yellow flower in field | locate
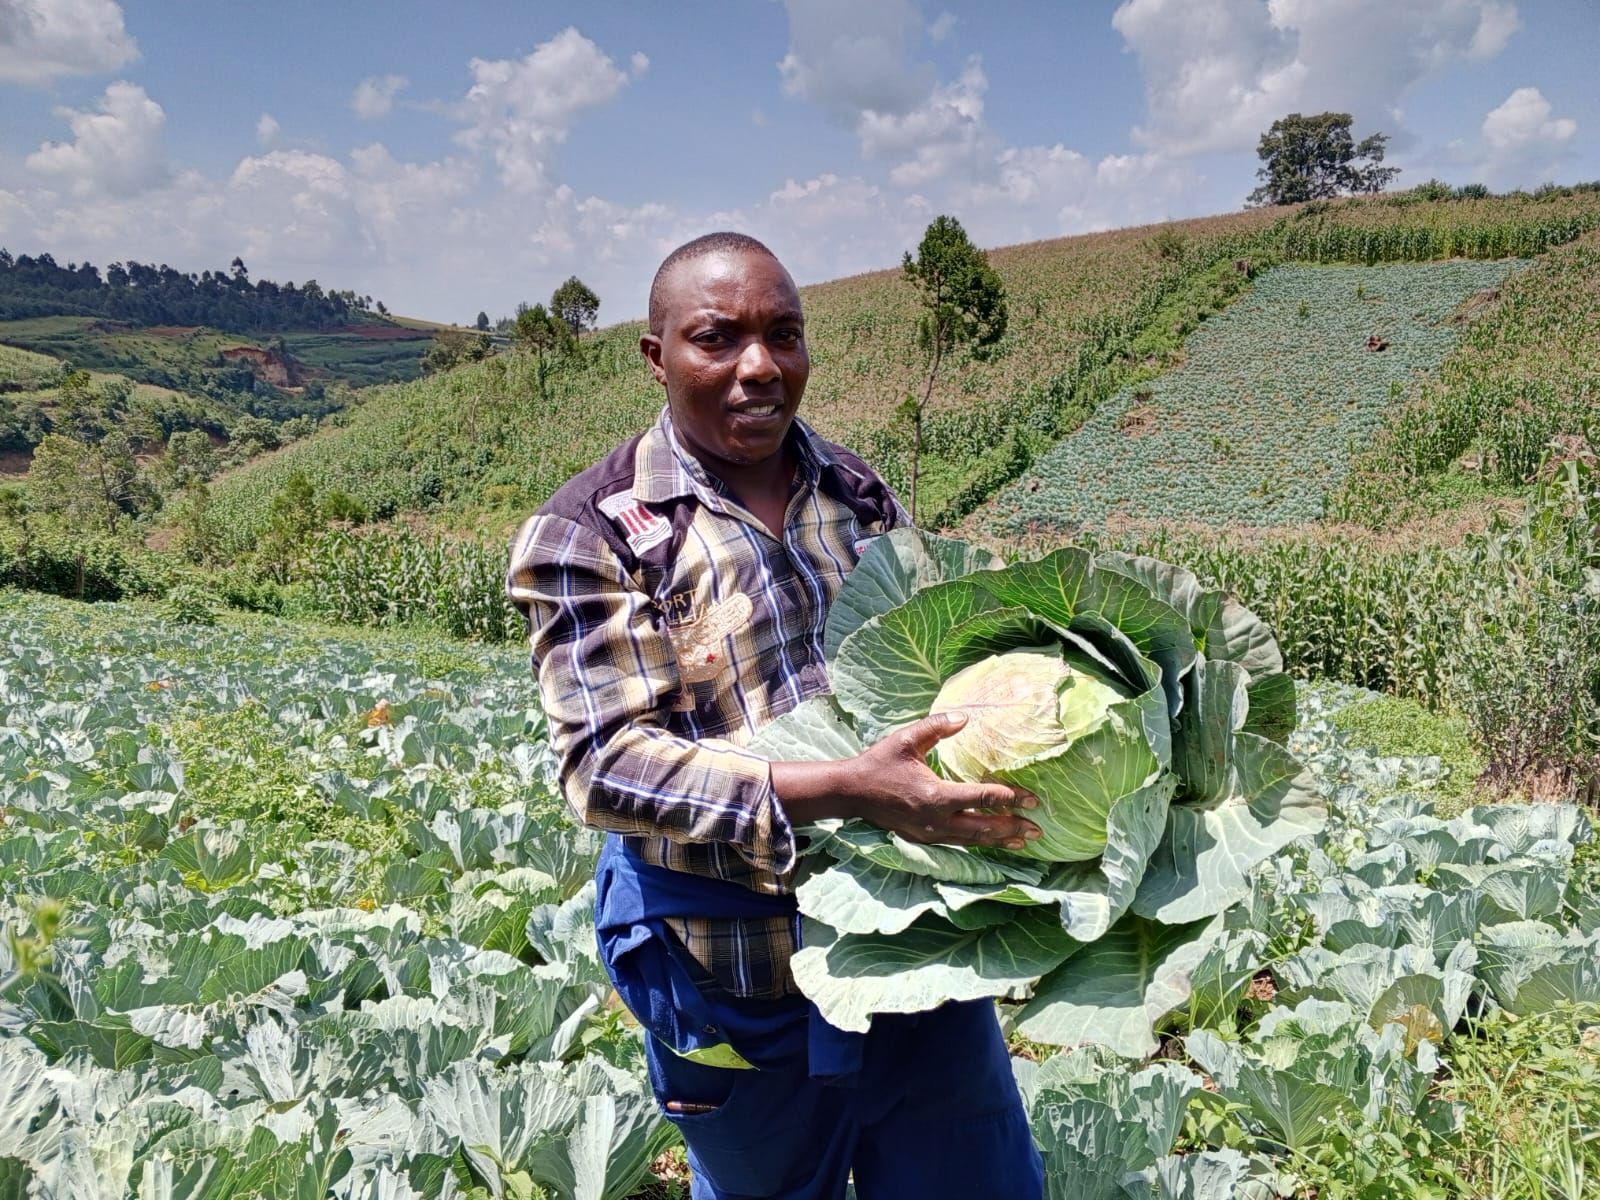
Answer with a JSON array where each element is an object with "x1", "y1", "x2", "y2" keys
[{"x1": 365, "y1": 700, "x2": 392, "y2": 727}]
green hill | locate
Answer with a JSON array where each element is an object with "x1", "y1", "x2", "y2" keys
[{"x1": 206, "y1": 186, "x2": 1600, "y2": 552}]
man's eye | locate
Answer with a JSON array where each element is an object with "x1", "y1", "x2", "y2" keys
[{"x1": 773, "y1": 328, "x2": 802, "y2": 344}]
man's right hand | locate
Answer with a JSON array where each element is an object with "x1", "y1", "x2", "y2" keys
[{"x1": 770, "y1": 710, "x2": 1042, "y2": 851}]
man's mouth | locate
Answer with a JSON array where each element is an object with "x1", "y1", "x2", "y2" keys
[{"x1": 730, "y1": 401, "x2": 784, "y2": 419}]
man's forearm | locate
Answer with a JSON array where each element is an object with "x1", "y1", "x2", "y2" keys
[{"x1": 769, "y1": 759, "x2": 858, "y2": 825}]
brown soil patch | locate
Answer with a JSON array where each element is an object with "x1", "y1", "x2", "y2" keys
[
  {"x1": 1245, "y1": 971, "x2": 1278, "y2": 1003},
  {"x1": 1116, "y1": 397, "x2": 1159, "y2": 437},
  {"x1": 1452, "y1": 287, "x2": 1502, "y2": 325}
]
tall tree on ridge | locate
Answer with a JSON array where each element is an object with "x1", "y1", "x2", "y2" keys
[
  {"x1": 550, "y1": 276, "x2": 600, "y2": 335},
  {"x1": 1248, "y1": 112, "x2": 1400, "y2": 207}
]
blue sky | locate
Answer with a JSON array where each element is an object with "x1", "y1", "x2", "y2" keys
[{"x1": 2, "y1": 0, "x2": 1596, "y2": 323}]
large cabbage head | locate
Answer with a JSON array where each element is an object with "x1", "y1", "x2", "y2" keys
[
  {"x1": 930, "y1": 647, "x2": 1145, "y2": 860},
  {"x1": 749, "y1": 528, "x2": 1325, "y2": 1055}
]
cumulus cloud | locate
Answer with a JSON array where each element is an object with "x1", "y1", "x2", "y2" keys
[
  {"x1": 775, "y1": 0, "x2": 1200, "y2": 239},
  {"x1": 454, "y1": 27, "x2": 643, "y2": 191},
  {"x1": 0, "y1": 0, "x2": 137, "y2": 85},
  {"x1": 1469, "y1": 86, "x2": 1578, "y2": 184},
  {"x1": 778, "y1": 0, "x2": 932, "y2": 122},
  {"x1": 25, "y1": 81, "x2": 168, "y2": 196},
  {"x1": 255, "y1": 113, "x2": 281, "y2": 147},
  {"x1": 352, "y1": 74, "x2": 408, "y2": 119},
  {"x1": 1114, "y1": 0, "x2": 1521, "y2": 155},
  {"x1": 857, "y1": 60, "x2": 996, "y2": 187},
  {"x1": 1483, "y1": 86, "x2": 1576, "y2": 151}
]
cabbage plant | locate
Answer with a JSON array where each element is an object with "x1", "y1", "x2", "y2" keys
[{"x1": 751, "y1": 528, "x2": 1326, "y2": 1055}]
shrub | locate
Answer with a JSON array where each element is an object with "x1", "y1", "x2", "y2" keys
[{"x1": 159, "y1": 582, "x2": 219, "y2": 627}]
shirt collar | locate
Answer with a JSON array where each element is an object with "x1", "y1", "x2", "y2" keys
[{"x1": 633, "y1": 408, "x2": 840, "y2": 507}]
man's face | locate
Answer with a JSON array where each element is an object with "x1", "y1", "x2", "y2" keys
[{"x1": 641, "y1": 249, "x2": 809, "y2": 471}]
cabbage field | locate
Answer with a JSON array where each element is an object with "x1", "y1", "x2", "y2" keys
[
  {"x1": 2, "y1": 593, "x2": 1596, "y2": 1199},
  {"x1": 983, "y1": 259, "x2": 1519, "y2": 534}
]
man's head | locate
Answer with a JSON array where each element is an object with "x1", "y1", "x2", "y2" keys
[{"x1": 641, "y1": 232, "x2": 808, "y2": 474}]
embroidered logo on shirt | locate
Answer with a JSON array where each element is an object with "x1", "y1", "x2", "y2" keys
[
  {"x1": 667, "y1": 592, "x2": 753, "y2": 684},
  {"x1": 598, "y1": 490, "x2": 671, "y2": 553}
]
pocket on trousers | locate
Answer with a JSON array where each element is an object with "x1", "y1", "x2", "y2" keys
[{"x1": 643, "y1": 1032, "x2": 826, "y2": 1196}]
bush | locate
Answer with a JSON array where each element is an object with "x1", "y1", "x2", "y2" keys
[
  {"x1": 0, "y1": 519, "x2": 171, "y2": 601},
  {"x1": 159, "y1": 582, "x2": 219, "y2": 627}
]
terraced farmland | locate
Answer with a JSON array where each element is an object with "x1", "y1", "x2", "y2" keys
[{"x1": 981, "y1": 259, "x2": 1519, "y2": 534}]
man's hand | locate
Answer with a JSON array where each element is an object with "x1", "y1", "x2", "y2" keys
[{"x1": 770, "y1": 711, "x2": 1042, "y2": 851}]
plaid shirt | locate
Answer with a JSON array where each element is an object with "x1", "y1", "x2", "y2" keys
[{"x1": 507, "y1": 410, "x2": 905, "y2": 998}]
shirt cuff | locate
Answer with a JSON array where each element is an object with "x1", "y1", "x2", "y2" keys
[{"x1": 705, "y1": 737, "x2": 798, "y2": 879}]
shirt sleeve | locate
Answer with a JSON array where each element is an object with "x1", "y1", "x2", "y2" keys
[{"x1": 506, "y1": 512, "x2": 797, "y2": 877}]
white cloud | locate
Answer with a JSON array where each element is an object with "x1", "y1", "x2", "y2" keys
[
  {"x1": 25, "y1": 81, "x2": 168, "y2": 196},
  {"x1": 1114, "y1": 0, "x2": 1521, "y2": 155},
  {"x1": 0, "y1": 0, "x2": 137, "y2": 85},
  {"x1": 857, "y1": 60, "x2": 996, "y2": 187},
  {"x1": 928, "y1": 11, "x2": 957, "y2": 42},
  {"x1": 455, "y1": 27, "x2": 642, "y2": 191},
  {"x1": 255, "y1": 113, "x2": 281, "y2": 147},
  {"x1": 771, "y1": 0, "x2": 1210, "y2": 251},
  {"x1": 352, "y1": 74, "x2": 408, "y2": 119},
  {"x1": 1483, "y1": 86, "x2": 1576, "y2": 151},
  {"x1": 1468, "y1": 85, "x2": 1578, "y2": 185},
  {"x1": 778, "y1": 0, "x2": 932, "y2": 122}
]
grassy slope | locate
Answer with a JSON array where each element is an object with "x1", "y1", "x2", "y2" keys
[
  {"x1": 206, "y1": 189, "x2": 1600, "y2": 550},
  {"x1": 205, "y1": 207, "x2": 1287, "y2": 548},
  {"x1": 0, "y1": 340, "x2": 226, "y2": 474}
]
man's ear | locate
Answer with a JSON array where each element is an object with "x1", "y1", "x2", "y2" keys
[{"x1": 639, "y1": 333, "x2": 668, "y2": 386}]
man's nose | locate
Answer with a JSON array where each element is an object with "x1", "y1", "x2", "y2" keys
[{"x1": 736, "y1": 337, "x2": 780, "y2": 384}]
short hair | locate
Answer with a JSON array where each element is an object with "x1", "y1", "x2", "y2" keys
[{"x1": 647, "y1": 231, "x2": 779, "y2": 336}]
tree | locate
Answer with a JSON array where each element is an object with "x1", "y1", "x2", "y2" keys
[
  {"x1": 168, "y1": 482, "x2": 223, "y2": 564},
  {"x1": 550, "y1": 276, "x2": 600, "y2": 335},
  {"x1": 420, "y1": 328, "x2": 492, "y2": 376},
  {"x1": 159, "y1": 429, "x2": 219, "y2": 492},
  {"x1": 25, "y1": 432, "x2": 149, "y2": 532},
  {"x1": 475, "y1": 310, "x2": 490, "y2": 331},
  {"x1": 259, "y1": 470, "x2": 322, "y2": 582},
  {"x1": 1248, "y1": 112, "x2": 1400, "y2": 207},
  {"x1": 54, "y1": 370, "x2": 108, "y2": 441},
  {"x1": 900, "y1": 216, "x2": 1007, "y2": 521},
  {"x1": 513, "y1": 303, "x2": 572, "y2": 355}
]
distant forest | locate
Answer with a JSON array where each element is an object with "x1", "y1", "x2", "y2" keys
[{"x1": 0, "y1": 250, "x2": 384, "y2": 333}]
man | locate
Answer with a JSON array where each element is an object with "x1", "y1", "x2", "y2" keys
[{"x1": 507, "y1": 233, "x2": 1045, "y2": 1200}]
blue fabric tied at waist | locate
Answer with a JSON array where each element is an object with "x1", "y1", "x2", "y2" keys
[{"x1": 593, "y1": 833, "x2": 866, "y2": 1082}]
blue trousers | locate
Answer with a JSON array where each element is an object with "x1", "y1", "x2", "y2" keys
[{"x1": 643, "y1": 996, "x2": 1045, "y2": 1200}]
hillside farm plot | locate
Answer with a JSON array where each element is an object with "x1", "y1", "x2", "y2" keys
[
  {"x1": 0, "y1": 342, "x2": 60, "y2": 389},
  {"x1": 280, "y1": 326, "x2": 434, "y2": 387},
  {"x1": 982, "y1": 259, "x2": 1521, "y2": 533}
]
